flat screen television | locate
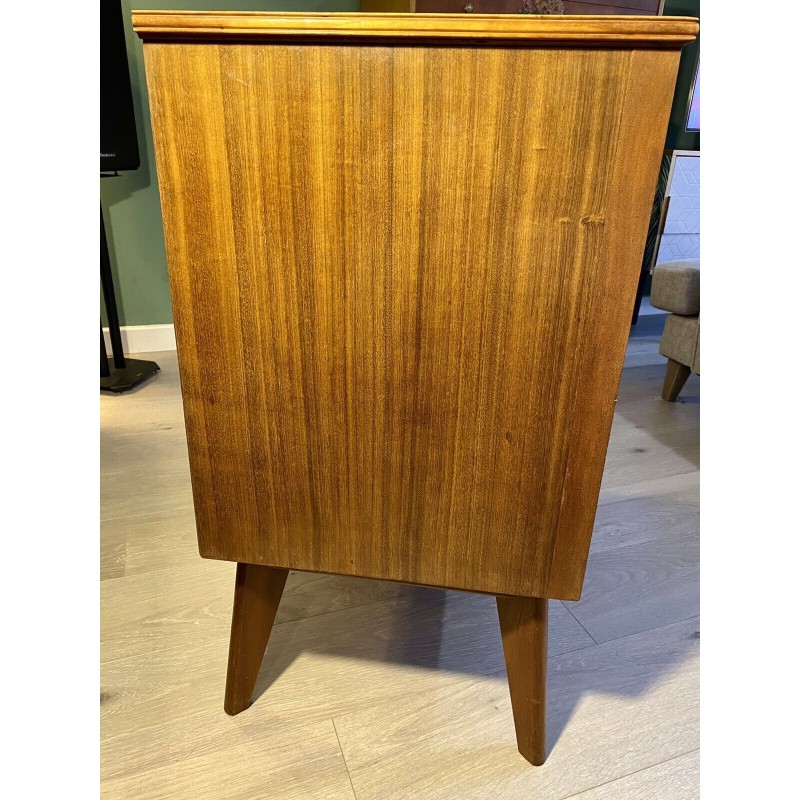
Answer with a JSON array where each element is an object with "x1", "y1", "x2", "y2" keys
[
  {"x1": 663, "y1": 0, "x2": 700, "y2": 152},
  {"x1": 101, "y1": 0, "x2": 140, "y2": 172}
]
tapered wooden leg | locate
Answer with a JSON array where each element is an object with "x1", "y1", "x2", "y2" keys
[
  {"x1": 662, "y1": 358, "x2": 691, "y2": 401},
  {"x1": 496, "y1": 595, "x2": 548, "y2": 766},
  {"x1": 224, "y1": 562, "x2": 289, "y2": 716}
]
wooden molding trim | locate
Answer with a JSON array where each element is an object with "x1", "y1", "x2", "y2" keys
[{"x1": 132, "y1": 11, "x2": 698, "y2": 47}]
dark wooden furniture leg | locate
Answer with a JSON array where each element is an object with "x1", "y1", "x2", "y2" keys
[
  {"x1": 662, "y1": 357, "x2": 691, "y2": 401},
  {"x1": 224, "y1": 562, "x2": 289, "y2": 716},
  {"x1": 496, "y1": 595, "x2": 548, "y2": 766}
]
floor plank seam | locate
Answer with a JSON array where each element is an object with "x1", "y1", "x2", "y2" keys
[
  {"x1": 101, "y1": 347, "x2": 698, "y2": 798},
  {"x1": 331, "y1": 718, "x2": 359, "y2": 800},
  {"x1": 485, "y1": 611, "x2": 702, "y2": 680},
  {"x1": 596, "y1": 467, "x2": 699, "y2": 503},
  {"x1": 270, "y1": 587, "x2": 503, "y2": 629},
  {"x1": 100, "y1": 502, "x2": 195, "y2": 526},
  {"x1": 557, "y1": 600, "x2": 599, "y2": 645},
  {"x1": 272, "y1": 594, "x2": 418, "y2": 629},
  {"x1": 555, "y1": 747, "x2": 700, "y2": 800},
  {"x1": 564, "y1": 612, "x2": 700, "y2": 653},
  {"x1": 486, "y1": 638, "x2": 602, "y2": 679},
  {"x1": 100, "y1": 496, "x2": 194, "y2": 517}
]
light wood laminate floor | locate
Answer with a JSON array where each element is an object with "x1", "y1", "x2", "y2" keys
[{"x1": 101, "y1": 331, "x2": 699, "y2": 800}]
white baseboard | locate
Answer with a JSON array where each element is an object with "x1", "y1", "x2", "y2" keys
[{"x1": 103, "y1": 323, "x2": 176, "y2": 354}]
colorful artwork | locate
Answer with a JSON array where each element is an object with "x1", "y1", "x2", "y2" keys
[{"x1": 686, "y1": 61, "x2": 700, "y2": 131}]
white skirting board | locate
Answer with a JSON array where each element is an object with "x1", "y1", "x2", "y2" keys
[{"x1": 103, "y1": 323, "x2": 176, "y2": 355}]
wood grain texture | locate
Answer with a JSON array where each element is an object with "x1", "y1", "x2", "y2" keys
[
  {"x1": 103, "y1": 719, "x2": 358, "y2": 800},
  {"x1": 332, "y1": 617, "x2": 699, "y2": 800},
  {"x1": 133, "y1": 11, "x2": 698, "y2": 46},
  {"x1": 101, "y1": 561, "x2": 592, "y2": 781},
  {"x1": 662, "y1": 357, "x2": 692, "y2": 400},
  {"x1": 598, "y1": 362, "x2": 700, "y2": 495},
  {"x1": 543, "y1": 46, "x2": 683, "y2": 598},
  {"x1": 497, "y1": 596, "x2": 548, "y2": 765},
  {"x1": 139, "y1": 18, "x2": 692, "y2": 600},
  {"x1": 565, "y1": 488, "x2": 699, "y2": 643},
  {"x1": 224, "y1": 563, "x2": 289, "y2": 715},
  {"x1": 101, "y1": 347, "x2": 698, "y2": 796},
  {"x1": 566, "y1": 749, "x2": 699, "y2": 799}
]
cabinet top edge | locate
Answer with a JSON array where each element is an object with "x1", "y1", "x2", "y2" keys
[{"x1": 132, "y1": 11, "x2": 698, "y2": 47}]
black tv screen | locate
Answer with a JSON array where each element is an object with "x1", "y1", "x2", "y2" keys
[
  {"x1": 663, "y1": 0, "x2": 700, "y2": 152},
  {"x1": 101, "y1": 0, "x2": 140, "y2": 172}
]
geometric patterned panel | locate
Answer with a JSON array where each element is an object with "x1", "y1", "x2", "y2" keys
[{"x1": 657, "y1": 154, "x2": 700, "y2": 263}]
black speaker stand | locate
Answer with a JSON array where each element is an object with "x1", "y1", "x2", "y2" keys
[{"x1": 101, "y1": 204, "x2": 159, "y2": 393}]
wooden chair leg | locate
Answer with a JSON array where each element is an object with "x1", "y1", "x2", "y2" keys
[
  {"x1": 496, "y1": 595, "x2": 548, "y2": 766},
  {"x1": 224, "y1": 562, "x2": 289, "y2": 716},
  {"x1": 662, "y1": 357, "x2": 691, "y2": 401}
]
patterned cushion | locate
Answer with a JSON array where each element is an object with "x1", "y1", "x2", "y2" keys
[{"x1": 650, "y1": 260, "x2": 700, "y2": 316}]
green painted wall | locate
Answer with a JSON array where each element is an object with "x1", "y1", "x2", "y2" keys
[{"x1": 102, "y1": 1, "x2": 359, "y2": 327}]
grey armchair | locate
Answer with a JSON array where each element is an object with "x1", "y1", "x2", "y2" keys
[{"x1": 650, "y1": 259, "x2": 700, "y2": 401}]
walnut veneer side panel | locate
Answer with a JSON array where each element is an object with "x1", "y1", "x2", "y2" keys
[{"x1": 143, "y1": 39, "x2": 681, "y2": 599}]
